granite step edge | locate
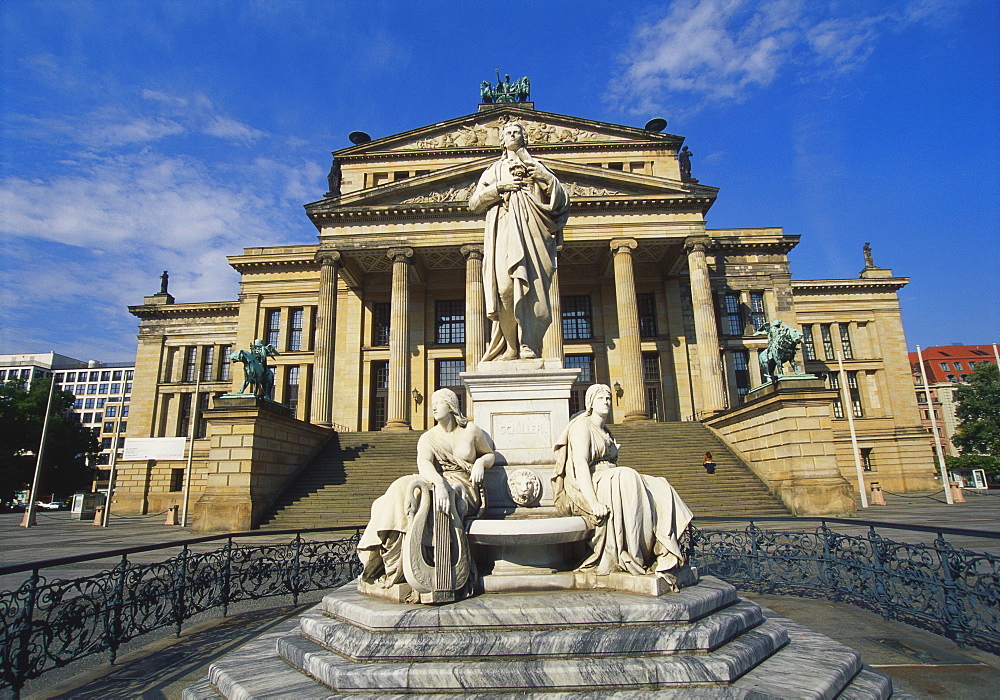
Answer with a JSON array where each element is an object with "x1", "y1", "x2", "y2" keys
[
  {"x1": 278, "y1": 621, "x2": 789, "y2": 693},
  {"x1": 299, "y1": 599, "x2": 765, "y2": 661},
  {"x1": 320, "y1": 577, "x2": 740, "y2": 631}
]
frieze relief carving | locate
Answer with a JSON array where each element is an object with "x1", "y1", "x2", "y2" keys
[
  {"x1": 562, "y1": 182, "x2": 625, "y2": 197},
  {"x1": 393, "y1": 117, "x2": 622, "y2": 151},
  {"x1": 401, "y1": 183, "x2": 475, "y2": 204}
]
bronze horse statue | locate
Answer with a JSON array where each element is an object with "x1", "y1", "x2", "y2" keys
[{"x1": 230, "y1": 348, "x2": 275, "y2": 400}]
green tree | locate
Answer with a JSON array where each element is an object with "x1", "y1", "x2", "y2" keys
[
  {"x1": 0, "y1": 378, "x2": 99, "y2": 502},
  {"x1": 952, "y1": 362, "x2": 1000, "y2": 469}
]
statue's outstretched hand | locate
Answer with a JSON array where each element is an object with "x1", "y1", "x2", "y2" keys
[{"x1": 591, "y1": 501, "x2": 610, "y2": 520}]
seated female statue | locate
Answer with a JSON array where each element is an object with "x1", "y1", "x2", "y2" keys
[
  {"x1": 552, "y1": 384, "x2": 693, "y2": 578},
  {"x1": 358, "y1": 388, "x2": 496, "y2": 590}
]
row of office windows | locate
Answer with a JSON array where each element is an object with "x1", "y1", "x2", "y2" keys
[
  {"x1": 802, "y1": 323, "x2": 854, "y2": 361},
  {"x1": 63, "y1": 382, "x2": 132, "y2": 396},
  {"x1": 73, "y1": 397, "x2": 129, "y2": 410}
]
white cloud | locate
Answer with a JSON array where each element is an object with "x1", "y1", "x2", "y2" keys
[
  {"x1": 203, "y1": 116, "x2": 266, "y2": 144},
  {"x1": 610, "y1": 0, "x2": 964, "y2": 112}
]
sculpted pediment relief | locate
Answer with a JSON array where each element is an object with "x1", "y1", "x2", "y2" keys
[
  {"x1": 331, "y1": 161, "x2": 699, "y2": 210},
  {"x1": 392, "y1": 117, "x2": 632, "y2": 150},
  {"x1": 338, "y1": 108, "x2": 680, "y2": 156}
]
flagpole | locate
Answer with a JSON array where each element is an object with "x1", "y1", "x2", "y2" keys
[
  {"x1": 917, "y1": 345, "x2": 952, "y2": 504},
  {"x1": 835, "y1": 352, "x2": 868, "y2": 508},
  {"x1": 21, "y1": 376, "x2": 58, "y2": 528}
]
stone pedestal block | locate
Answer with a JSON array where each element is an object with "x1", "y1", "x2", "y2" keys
[
  {"x1": 707, "y1": 378, "x2": 857, "y2": 516},
  {"x1": 461, "y1": 364, "x2": 580, "y2": 467},
  {"x1": 191, "y1": 395, "x2": 332, "y2": 532}
]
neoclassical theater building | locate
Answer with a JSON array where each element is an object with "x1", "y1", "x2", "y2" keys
[{"x1": 118, "y1": 100, "x2": 938, "y2": 524}]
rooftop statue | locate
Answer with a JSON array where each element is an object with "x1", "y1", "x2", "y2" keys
[
  {"x1": 480, "y1": 70, "x2": 531, "y2": 103},
  {"x1": 678, "y1": 145, "x2": 694, "y2": 181},
  {"x1": 552, "y1": 384, "x2": 693, "y2": 587},
  {"x1": 159, "y1": 270, "x2": 169, "y2": 295},
  {"x1": 754, "y1": 319, "x2": 804, "y2": 384},
  {"x1": 230, "y1": 339, "x2": 279, "y2": 400},
  {"x1": 469, "y1": 120, "x2": 570, "y2": 361},
  {"x1": 863, "y1": 241, "x2": 874, "y2": 268},
  {"x1": 358, "y1": 388, "x2": 496, "y2": 603}
]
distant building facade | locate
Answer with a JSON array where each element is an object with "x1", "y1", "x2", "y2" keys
[
  {"x1": 909, "y1": 344, "x2": 999, "y2": 456},
  {"x1": 0, "y1": 352, "x2": 135, "y2": 491},
  {"x1": 114, "y1": 102, "x2": 939, "y2": 523}
]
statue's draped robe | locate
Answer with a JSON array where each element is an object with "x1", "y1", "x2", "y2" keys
[
  {"x1": 470, "y1": 156, "x2": 569, "y2": 360},
  {"x1": 358, "y1": 429, "x2": 481, "y2": 587},
  {"x1": 552, "y1": 415, "x2": 693, "y2": 576}
]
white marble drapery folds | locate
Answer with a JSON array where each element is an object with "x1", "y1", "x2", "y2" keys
[
  {"x1": 469, "y1": 127, "x2": 569, "y2": 361},
  {"x1": 552, "y1": 406, "x2": 693, "y2": 577}
]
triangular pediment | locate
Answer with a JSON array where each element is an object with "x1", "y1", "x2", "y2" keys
[
  {"x1": 335, "y1": 107, "x2": 682, "y2": 156},
  {"x1": 308, "y1": 157, "x2": 713, "y2": 216}
]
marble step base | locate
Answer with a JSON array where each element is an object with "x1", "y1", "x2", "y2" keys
[
  {"x1": 184, "y1": 579, "x2": 891, "y2": 699},
  {"x1": 183, "y1": 613, "x2": 889, "y2": 699}
]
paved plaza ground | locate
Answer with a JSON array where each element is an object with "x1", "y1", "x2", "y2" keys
[{"x1": 2, "y1": 488, "x2": 998, "y2": 699}]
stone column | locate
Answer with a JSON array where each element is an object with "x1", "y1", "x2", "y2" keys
[
  {"x1": 311, "y1": 250, "x2": 341, "y2": 426},
  {"x1": 610, "y1": 239, "x2": 648, "y2": 422},
  {"x1": 685, "y1": 237, "x2": 726, "y2": 414},
  {"x1": 543, "y1": 268, "x2": 564, "y2": 364},
  {"x1": 461, "y1": 244, "x2": 486, "y2": 371},
  {"x1": 384, "y1": 247, "x2": 413, "y2": 431}
]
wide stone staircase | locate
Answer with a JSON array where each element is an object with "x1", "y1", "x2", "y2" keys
[{"x1": 258, "y1": 421, "x2": 788, "y2": 529}]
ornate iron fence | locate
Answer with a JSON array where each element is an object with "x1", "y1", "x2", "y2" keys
[
  {"x1": 2, "y1": 519, "x2": 998, "y2": 696},
  {"x1": 0, "y1": 526, "x2": 361, "y2": 697},
  {"x1": 685, "y1": 517, "x2": 1000, "y2": 656}
]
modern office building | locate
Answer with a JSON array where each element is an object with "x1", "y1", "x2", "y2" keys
[{"x1": 0, "y1": 352, "x2": 134, "y2": 491}]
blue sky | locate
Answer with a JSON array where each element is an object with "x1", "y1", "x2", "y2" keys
[{"x1": 2, "y1": 0, "x2": 997, "y2": 362}]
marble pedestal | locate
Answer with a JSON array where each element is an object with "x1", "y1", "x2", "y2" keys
[{"x1": 184, "y1": 577, "x2": 892, "y2": 699}]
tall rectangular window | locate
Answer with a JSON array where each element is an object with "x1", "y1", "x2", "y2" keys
[
  {"x1": 828, "y1": 372, "x2": 844, "y2": 418},
  {"x1": 220, "y1": 345, "x2": 232, "y2": 381},
  {"x1": 860, "y1": 448, "x2": 873, "y2": 472},
  {"x1": 435, "y1": 300, "x2": 465, "y2": 344},
  {"x1": 289, "y1": 309, "x2": 304, "y2": 351},
  {"x1": 197, "y1": 393, "x2": 210, "y2": 439},
  {"x1": 723, "y1": 293, "x2": 743, "y2": 336},
  {"x1": 285, "y1": 366, "x2": 300, "y2": 414},
  {"x1": 183, "y1": 347, "x2": 197, "y2": 382},
  {"x1": 178, "y1": 393, "x2": 192, "y2": 437},
  {"x1": 562, "y1": 295, "x2": 593, "y2": 340},
  {"x1": 373, "y1": 303, "x2": 391, "y2": 346},
  {"x1": 201, "y1": 346, "x2": 215, "y2": 381},
  {"x1": 265, "y1": 310, "x2": 281, "y2": 348},
  {"x1": 802, "y1": 325, "x2": 816, "y2": 360},
  {"x1": 748, "y1": 292, "x2": 767, "y2": 331},
  {"x1": 820, "y1": 324, "x2": 836, "y2": 359},
  {"x1": 839, "y1": 323, "x2": 854, "y2": 360},
  {"x1": 847, "y1": 371, "x2": 863, "y2": 418},
  {"x1": 565, "y1": 355, "x2": 594, "y2": 383},
  {"x1": 733, "y1": 349, "x2": 751, "y2": 403},
  {"x1": 637, "y1": 293, "x2": 658, "y2": 338}
]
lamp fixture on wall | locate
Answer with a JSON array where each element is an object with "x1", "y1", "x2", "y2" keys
[
  {"x1": 613, "y1": 382, "x2": 623, "y2": 404},
  {"x1": 412, "y1": 388, "x2": 423, "y2": 405}
]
